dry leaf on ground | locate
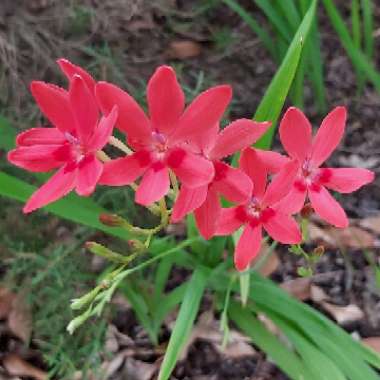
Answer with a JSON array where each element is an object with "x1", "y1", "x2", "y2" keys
[
  {"x1": 121, "y1": 357, "x2": 157, "y2": 380},
  {"x1": 362, "y1": 337, "x2": 380, "y2": 353},
  {"x1": 8, "y1": 294, "x2": 32, "y2": 343},
  {"x1": 308, "y1": 223, "x2": 376, "y2": 249},
  {"x1": 359, "y1": 215, "x2": 380, "y2": 235},
  {"x1": 0, "y1": 287, "x2": 15, "y2": 319},
  {"x1": 321, "y1": 303, "x2": 364, "y2": 325},
  {"x1": 3, "y1": 355, "x2": 47, "y2": 380},
  {"x1": 257, "y1": 247, "x2": 280, "y2": 277},
  {"x1": 165, "y1": 40, "x2": 202, "y2": 59},
  {"x1": 280, "y1": 278, "x2": 312, "y2": 301},
  {"x1": 179, "y1": 312, "x2": 255, "y2": 360}
]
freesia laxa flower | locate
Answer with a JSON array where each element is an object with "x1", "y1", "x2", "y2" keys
[
  {"x1": 96, "y1": 65, "x2": 232, "y2": 205},
  {"x1": 277, "y1": 106, "x2": 375, "y2": 227},
  {"x1": 8, "y1": 75, "x2": 117, "y2": 213},
  {"x1": 216, "y1": 147, "x2": 301, "y2": 271},
  {"x1": 171, "y1": 119, "x2": 271, "y2": 239}
]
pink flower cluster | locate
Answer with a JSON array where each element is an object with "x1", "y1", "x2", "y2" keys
[{"x1": 8, "y1": 60, "x2": 375, "y2": 271}]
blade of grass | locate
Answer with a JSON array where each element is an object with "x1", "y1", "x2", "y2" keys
[
  {"x1": 322, "y1": 0, "x2": 380, "y2": 93},
  {"x1": 254, "y1": 0, "x2": 292, "y2": 43},
  {"x1": 361, "y1": 0, "x2": 374, "y2": 60},
  {"x1": 222, "y1": 0, "x2": 276, "y2": 58},
  {"x1": 277, "y1": 0, "x2": 301, "y2": 31},
  {"x1": 300, "y1": 0, "x2": 327, "y2": 113},
  {"x1": 254, "y1": 0, "x2": 317, "y2": 149},
  {"x1": 351, "y1": 0, "x2": 365, "y2": 91},
  {"x1": 157, "y1": 267, "x2": 208, "y2": 380}
]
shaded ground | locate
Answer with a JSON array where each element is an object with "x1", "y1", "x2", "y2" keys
[{"x1": 0, "y1": 0, "x2": 380, "y2": 379}]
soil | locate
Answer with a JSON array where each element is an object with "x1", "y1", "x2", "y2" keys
[{"x1": 0, "y1": 1, "x2": 380, "y2": 379}]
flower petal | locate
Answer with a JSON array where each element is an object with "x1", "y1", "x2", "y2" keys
[
  {"x1": 88, "y1": 105, "x2": 118, "y2": 150},
  {"x1": 69, "y1": 75, "x2": 99, "y2": 143},
  {"x1": 172, "y1": 85, "x2": 232, "y2": 141},
  {"x1": 30, "y1": 81, "x2": 76, "y2": 133},
  {"x1": 262, "y1": 160, "x2": 299, "y2": 207},
  {"x1": 57, "y1": 58, "x2": 96, "y2": 93},
  {"x1": 319, "y1": 167, "x2": 375, "y2": 194},
  {"x1": 212, "y1": 162, "x2": 252, "y2": 203},
  {"x1": 76, "y1": 154, "x2": 103, "y2": 196},
  {"x1": 147, "y1": 66, "x2": 184, "y2": 135},
  {"x1": 23, "y1": 165, "x2": 76, "y2": 213},
  {"x1": 171, "y1": 185, "x2": 208, "y2": 223},
  {"x1": 188, "y1": 123, "x2": 219, "y2": 155},
  {"x1": 16, "y1": 128, "x2": 66, "y2": 146},
  {"x1": 263, "y1": 211, "x2": 301, "y2": 244},
  {"x1": 254, "y1": 149, "x2": 290, "y2": 173},
  {"x1": 210, "y1": 119, "x2": 271, "y2": 160},
  {"x1": 275, "y1": 185, "x2": 307, "y2": 214},
  {"x1": 311, "y1": 106, "x2": 346, "y2": 167},
  {"x1": 235, "y1": 224, "x2": 262, "y2": 271},
  {"x1": 215, "y1": 207, "x2": 243, "y2": 235},
  {"x1": 95, "y1": 82, "x2": 151, "y2": 144},
  {"x1": 8, "y1": 145, "x2": 69, "y2": 172},
  {"x1": 239, "y1": 147, "x2": 268, "y2": 198},
  {"x1": 167, "y1": 148, "x2": 214, "y2": 188},
  {"x1": 136, "y1": 164, "x2": 170, "y2": 205},
  {"x1": 279, "y1": 107, "x2": 312, "y2": 161},
  {"x1": 309, "y1": 185, "x2": 348, "y2": 228},
  {"x1": 99, "y1": 151, "x2": 151, "y2": 186},
  {"x1": 194, "y1": 189, "x2": 221, "y2": 239}
]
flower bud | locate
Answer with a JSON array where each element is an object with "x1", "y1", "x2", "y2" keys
[
  {"x1": 128, "y1": 239, "x2": 145, "y2": 251},
  {"x1": 99, "y1": 213, "x2": 124, "y2": 227}
]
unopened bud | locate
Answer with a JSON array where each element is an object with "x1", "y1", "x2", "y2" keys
[
  {"x1": 300, "y1": 203, "x2": 314, "y2": 219},
  {"x1": 85, "y1": 241, "x2": 128, "y2": 263},
  {"x1": 70, "y1": 287, "x2": 100, "y2": 310},
  {"x1": 128, "y1": 239, "x2": 145, "y2": 251},
  {"x1": 99, "y1": 213, "x2": 124, "y2": 227}
]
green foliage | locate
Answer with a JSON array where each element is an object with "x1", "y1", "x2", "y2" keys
[
  {"x1": 322, "y1": 0, "x2": 380, "y2": 92},
  {"x1": 2, "y1": 223, "x2": 107, "y2": 379}
]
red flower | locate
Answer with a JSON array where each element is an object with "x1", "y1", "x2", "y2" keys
[
  {"x1": 216, "y1": 148, "x2": 301, "y2": 271},
  {"x1": 171, "y1": 119, "x2": 271, "y2": 239},
  {"x1": 8, "y1": 75, "x2": 117, "y2": 213},
  {"x1": 277, "y1": 107, "x2": 375, "y2": 227},
  {"x1": 96, "y1": 66, "x2": 232, "y2": 205}
]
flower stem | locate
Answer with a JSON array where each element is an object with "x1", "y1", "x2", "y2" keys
[{"x1": 108, "y1": 136, "x2": 133, "y2": 155}]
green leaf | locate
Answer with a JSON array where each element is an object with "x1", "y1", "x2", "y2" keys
[
  {"x1": 322, "y1": 0, "x2": 380, "y2": 93},
  {"x1": 254, "y1": 0, "x2": 317, "y2": 149},
  {"x1": 247, "y1": 272, "x2": 380, "y2": 378},
  {"x1": 0, "y1": 171, "x2": 129, "y2": 241},
  {"x1": 229, "y1": 300, "x2": 316, "y2": 380},
  {"x1": 158, "y1": 267, "x2": 208, "y2": 380},
  {"x1": 264, "y1": 310, "x2": 346, "y2": 380}
]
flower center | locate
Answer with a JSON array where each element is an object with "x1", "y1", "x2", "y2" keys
[
  {"x1": 65, "y1": 132, "x2": 86, "y2": 162},
  {"x1": 152, "y1": 131, "x2": 167, "y2": 153},
  {"x1": 246, "y1": 197, "x2": 262, "y2": 219}
]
